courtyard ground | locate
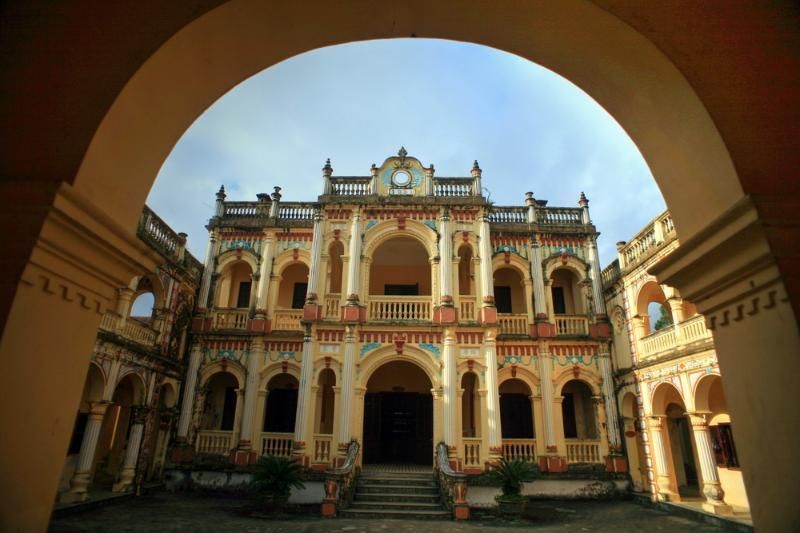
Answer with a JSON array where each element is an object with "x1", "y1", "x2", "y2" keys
[{"x1": 49, "y1": 492, "x2": 735, "y2": 532}]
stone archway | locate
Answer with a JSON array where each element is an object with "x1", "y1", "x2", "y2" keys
[
  {"x1": 362, "y1": 360, "x2": 434, "y2": 466},
  {"x1": 1, "y1": 2, "x2": 799, "y2": 529}
]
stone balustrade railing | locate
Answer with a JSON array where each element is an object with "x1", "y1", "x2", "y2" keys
[
  {"x1": 272, "y1": 309, "x2": 303, "y2": 331},
  {"x1": 565, "y1": 439, "x2": 602, "y2": 464},
  {"x1": 601, "y1": 259, "x2": 621, "y2": 288},
  {"x1": 213, "y1": 309, "x2": 249, "y2": 330},
  {"x1": 433, "y1": 178, "x2": 476, "y2": 197},
  {"x1": 536, "y1": 207, "x2": 584, "y2": 225},
  {"x1": 322, "y1": 440, "x2": 361, "y2": 517},
  {"x1": 330, "y1": 177, "x2": 372, "y2": 196},
  {"x1": 488, "y1": 206, "x2": 527, "y2": 223},
  {"x1": 278, "y1": 204, "x2": 315, "y2": 220},
  {"x1": 458, "y1": 296, "x2": 477, "y2": 322},
  {"x1": 617, "y1": 210, "x2": 676, "y2": 270},
  {"x1": 123, "y1": 318, "x2": 158, "y2": 346},
  {"x1": 367, "y1": 296, "x2": 431, "y2": 322},
  {"x1": 638, "y1": 314, "x2": 712, "y2": 361},
  {"x1": 260, "y1": 432, "x2": 294, "y2": 457},
  {"x1": 195, "y1": 430, "x2": 234, "y2": 455},
  {"x1": 555, "y1": 315, "x2": 589, "y2": 336},
  {"x1": 463, "y1": 439, "x2": 481, "y2": 469},
  {"x1": 323, "y1": 294, "x2": 341, "y2": 319},
  {"x1": 435, "y1": 441, "x2": 469, "y2": 520},
  {"x1": 313, "y1": 434, "x2": 333, "y2": 464},
  {"x1": 498, "y1": 313, "x2": 528, "y2": 335},
  {"x1": 502, "y1": 439, "x2": 537, "y2": 462},
  {"x1": 223, "y1": 201, "x2": 262, "y2": 217}
]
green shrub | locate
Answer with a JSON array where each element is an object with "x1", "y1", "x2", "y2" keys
[
  {"x1": 486, "y1": 458, "x2": 538, "y2": 497},
  {"x1": 251, "y1": 455, "x2": 306, "y2": 508}
]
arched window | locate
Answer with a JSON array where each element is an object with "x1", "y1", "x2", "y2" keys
[
  {"x1": 263, "y1": 374, "x2": 299, "y2": 433},
  {"x1": 493, "y1": 267, "x2": 525, "y2": 314},
  {"x1": 277, "y1": 263, "x2": 310, "y2": 309},
  {"x1": 457, "y1": 245, "x2": 474, "y2": 296},
  {"x1": 201, "y1": 372, "x2": 239, "y2": 431},
  {"x1": 130, "y1": 292, "x2": 155, "y2": 319},
  {"x1": 461, "y1": 372, "x2": 480, "y2": 437},
  {"x1": 369, "y1": 237, "x2": 431, "y2": 296},
  {"x1": 316, "y1": 369, "x2": 336, "y2": 434},
  {"x1": 499, "y1": 378, "x2": 534, "y2": 439},
  {"x1": 561, "y1": 380, "x2": 597, "y2": 439},
  {"x1": 328, "y1": 241, "x2": 344, "y2": 294},
  {"x1": 217, "y1": 261, "x2": 254, "y2": 308},
  {"x1": 550, "y1": 268, "x2": 582, "y2": 315}
]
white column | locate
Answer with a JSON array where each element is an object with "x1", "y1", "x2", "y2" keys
[
  {"x1": 688, "y1": 413, "x2": 733, "y2": 514},
  {"x1": 648, "y1": 415, "x2": 673, "y2": 498},
  {"x1": 336, "y1": 326, "x2": 357, "y2": 452},
  {"x1": 60, "y1": 401, "x2": 111, "y2": 502},
  {"x1": 177, "y1": 344, "x2": 203, "y2": 441},
  {"x1": 529, "y1": 239, "x2": 548, "y2": 318},
  {"x1": 198, "y1": 231, "x2": 220, "y2": 310},
  {"x1": 478, "y1": 214, "x2": 494, "y2": 306},
  {"x1": 537, "y1": 351, "x2": 557, "y2": 452},
  {"x1": 599, "y1": 350, "x2": 621, "y2": 451},
  {"x1": 255, "y1": 233, "x2": 274, "y2": 312},
  {"x1": 293, "y1": 326, "x2": 315, "y2": 457},
  {"x1": 586, "y1": 236, "x2": 607, "y2": 316},
  {"x1": 112, "y1": 408, "x2": 147, "y2": 492},
  {"x1": 239, "y1": 341, "x2": 265, "y2": 448},
  {"x1": 442, "y1": 327, "x2": 457, "y2": 450},
  {"x1": 483, "y1": 329, "x2": 502, "y2": 460},
  {"x1": 439, "y1": 212, "x2": 453, "y2": 304},
  {"x1": 345, "y1": 211, "x2": 362, "y2": 303},
  {"x1": 306, "y1": 211, "x2": 324, "y2": 303}
]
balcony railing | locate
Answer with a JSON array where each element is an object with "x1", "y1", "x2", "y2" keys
[
  {"x1": 98, "y1": 312, "x2": 158, "y2": 346},
  {"x1": 488, "y1": 206, "x2": 527, "y2": 223},
  {"x1": 260, "y1": 432, "x2": 294, "y2": 457},
  {"x1": 498, "y1": 313, "x2": 528, "y2": 335},
  {"x1": 565, "y1": 439, "x2": 602, "y2": 464},
  {"x1": 313, "y1": 434, "x2": 333, "y2": 464},
  {"x1": 213, "y1": 309, "x2": 249, "y2": 330},
  {"x1": 123, "y1": 318, "x2": 158, "y2": 345},
  {"x1": 272, "y1": 309, "x2": 304, "y2": 332},
  {"x1": 433, "y1": 178, "x2": 476, "y2": 197},
  {"x1": 555, "y1": 315, "x2": 589, "y2": 336},
  {"x1": 638, "y1": 314, "x2": 712, "y2": 361},
  {"x1": 367, "y1": 296, "x2": 431, "y2": 322},
  {"x1": 459, "y1": 296, "x2": 477, "y2": 322},
  {"x1": 463, "y1": 438, "x2": 481, "y2": 469},
  {"x1": 617, "y1": 211, "x2": 676, "y2": 270},
  {"x1": 324, "y1": 294, "x2": 341, "y2": 319},
  {"x1": 536, "y1": 207, "x2": 584, "y2": 225},
  {"x1": 330, "y1": 177, "x2": 372, "y2": 196},
  {"x1": 502, "y1": 439, "x2": 537, "y2": 462},
  {"x1": 196, "y1": 430, "x2": 233, "y2": 455}
]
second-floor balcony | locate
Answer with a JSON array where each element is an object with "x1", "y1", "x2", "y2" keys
[
  {"x1": 273, "y1": 309, "x2": 304, "y2": 332},
  {"x1": 498, "y1": 313, "x2": 528, "y2": 335},
  {"x1": 213, "y1": 308, "x2": 249, "y2": 330},
  {"x1": 99, "y1": 312, "x2": 159, "y2": 346},
  {"x1": 638, "y1": 314, "x2": 712, "y2": 361},
  {"x1": 555, "y1": 315, "x2": 589, "y2": 336},
  {"x1": 368, "y1": 296, "x2": 432, "y2": 322}
]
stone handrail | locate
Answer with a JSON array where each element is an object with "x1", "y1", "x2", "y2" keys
[
  {"x1": 617, "y1": 210, "x2": 676, "y2": 270},
  {"x1": 458, "y1": 296, "x2": 477, "y2": 322},
  {"x1": 195, "y1": 430, "x2": 234, "y2": 455},
  {"x1": 463, "y1": 438, "x2": 481, "y2": 469},
  {"x1": 259, "y1": 432, "x2": 294, "y2": 457},
  {"x1": 323, "y1": 294, "x2": 341, "y2": 319},
  {"x1": 272, "y1": 309, "x2": 303, "y2": 331},
  {"x1": 367, "y1": 296, "x2": 431, "y2": 322},
  {"x1": 223, "y1": 201, "x2": 262, "y2": 217},
  {"x1": 330, "y1": 177, "x2": 372, "y2": 196},
  {"x1": 434, "y1": 177, "x2": 476, "y2": 197},
  {"x1": 555, "y1": 315, "x2": 589, "y2": 336},
  {"x1": 278, "y1": 203, "x2": 315, "y2": 221},
  {"x1": 498, "y1": 313, "x2": 528, "y2": 335},
  {"x1": 488, "y1": 206, "x2": 527, "y2": 223},
  {"x1": 638, "y1": 314, "x2": 712, "y2": 361},
  {"x1": 138, "y1": 205, "x2": 202, "y2": 275},
  {"x1": 536, "y1": 207, "x2": 584, "y2": 225},
  {"x1": 123, "y1": 318, "x2": 158, "y2": 346},
  {"x1": 322, "y1": 440, "x2": 361, "y2": 517},
  {"x1": 601, "y1": 259, "x2": 621, "y2": 288},
  {"x1": 435, "y1": 442, "x2": 469, "y2": 520},
  {"x1": 502, "y1": 439, "x2": 537, "y2": 462},
  {"x1": 314, "y1": 434, "x2": 333, "y2": 464},
  {"x1": 565, "y1": 438, "x2": 602, "y2": 464},
  {"x1": 212, "y1": 308, "x2": 249, "y2": 330}
]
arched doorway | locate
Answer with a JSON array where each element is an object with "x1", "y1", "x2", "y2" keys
[
  {"x1": 363, "y1": 360, "x2": 433, "y2": 465},
  {"x1": 369, "y1": 236, "x2": 432, "y2": 297},
  {"x1": 621, "y1": 392, "x2": 647, "y2": 492},
  {"x1": 499, "y1": 378, "x2": 534, "y2": 439},
  {"x1": 95, "y1": 373, "x2": 145, "y2": 487},
  {"x1": 263, "y1": 374, "x2": 299, "y2": 434},
  {"x1": 652, "y1": 382, "x2": 700, "y2": 499}
]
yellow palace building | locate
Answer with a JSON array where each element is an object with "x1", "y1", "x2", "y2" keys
[{"x1": 175, "y1": 149, "x2": 624, "y2": 476}]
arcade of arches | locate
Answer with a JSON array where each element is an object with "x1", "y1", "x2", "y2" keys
[{"x1": 1, "y1": 2, "x2": 799, "y2": 531}]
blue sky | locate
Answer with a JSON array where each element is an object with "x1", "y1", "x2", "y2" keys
[{"x1": 148, "y1": 38, "x2": 664, "y2": 269}]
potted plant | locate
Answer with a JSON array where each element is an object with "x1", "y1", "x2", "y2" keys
[
  {"x1": 487, "y1": 458, "x2": 538, "y2": 517},
  {"x1": 252, "y1": 455, "x2": 306, "y2": 511}
]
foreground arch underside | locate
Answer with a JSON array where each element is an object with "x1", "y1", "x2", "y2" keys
[{"x1": 0, "y1": 1, "x2": 798, "y2": 530}]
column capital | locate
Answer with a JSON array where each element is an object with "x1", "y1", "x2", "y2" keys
[
  {"x1": 687, "y1": 412, "x2": 710, "y2": 428},
  {"x1": 648, "y1": 415, "x2": 666, "y2": 429},
  {"x1": 88, "y1": 401, "x2": 111, "y2": 418}
]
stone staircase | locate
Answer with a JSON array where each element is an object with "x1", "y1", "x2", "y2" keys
[{"x1": 340, "y1": 469, "x2": 451, "y2": 520}]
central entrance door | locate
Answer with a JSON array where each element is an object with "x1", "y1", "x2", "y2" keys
[{"x1": 362, "y1": 361, "x2": 433, "y2": 465}]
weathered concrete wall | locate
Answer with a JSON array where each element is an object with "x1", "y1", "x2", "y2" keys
[
  {"x1": 468, "y1": 479, "x2": 630, "y2": 508},
  {"x1": 163, "y1": 469, "x2": 324, "y2": 503}
]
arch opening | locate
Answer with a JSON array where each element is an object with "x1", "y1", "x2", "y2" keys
[
  {"x1": 499, "y1": 378, "x2": 534, "y2": 439},
  {"x1": 493, "y1": 267, "x2": 526, "y2": 315},
  {"x1": 316, "y1": 368, "x2": 336, "y2": 435},
  {"x1": 369, "y1": 237, "x2": 431, "y2": 296},
  {"x1": 363, "y1": 360, "x2": 433, "y2": 465},
  {"x1": 277, "y1": 263, "x2": 310, "y2": 310},
  {"x1": 461, "y1": 372, "x2": 480, "y2": 438},
  {"x1": 216, "y1": 261, "x2": 254, "y2": 309},
  {"x1": 327, "y1": 240, "x2": 344, "y2": 295},
  {"x1": 561, "y1": 379, "x2": 597, "y2": 439},
  {"x1": 263, "y1": 373, "x2": 299, "y2": 434},
  {"x1": 201, "y1": 372, "x2": 239, "y2": 431},
  {"x1": 457, "y1": 245, "x2": 474, "y2": 296},
  {"x1": 550, "y1": 268, "x2": 583, "y2": 315}
]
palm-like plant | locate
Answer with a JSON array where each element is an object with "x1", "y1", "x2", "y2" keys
[
  {"x1": 252, "y1": 455, "x2": 306, "y2": 509},
  {"x1": 487, "y1": 458, "x2": 538, "y2": 498}
]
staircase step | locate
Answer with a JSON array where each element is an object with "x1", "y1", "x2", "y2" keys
[
  {"x1": 353, "y1": 492, "x2": 440, "y2": 503},
  {"x1": 349, "y1": 501, "x2": 445, "y2": 512},
  {"x1": 356, "y1": 476, "x2": 437, "y2": 486},
  {"x1": 356, "y1": 483, "x2": 439, "y2": 495},
  {"x1": 340, "y1": 508, "x2": 451, "y2": 520}
]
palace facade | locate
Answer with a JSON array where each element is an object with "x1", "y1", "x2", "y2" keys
[
  {"x1": 174, "y1": 149, "x2": 625, "y2": 475},
  {"x1": 57, "y1": 208, "x2": 202, "y2": 503},
  {"x1": 603, "y1": 212, "x2": 750, "y2": 515}
]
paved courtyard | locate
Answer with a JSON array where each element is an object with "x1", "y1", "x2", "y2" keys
[{"x1": 49, "y1": 492, "x2": 732, "y2": 532}]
